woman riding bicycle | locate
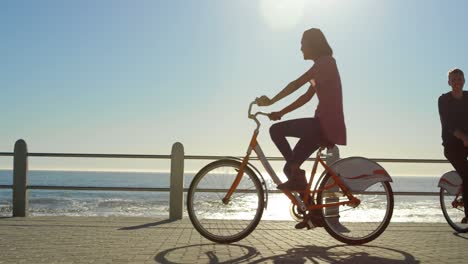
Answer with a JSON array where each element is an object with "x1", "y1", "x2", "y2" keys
[{"x1": 256, "y1": 28, "x2": 346, "y2": 191}]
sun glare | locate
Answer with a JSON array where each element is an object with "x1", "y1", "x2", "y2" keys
[{"x1": 260, "y1": 0, "x2": 307, "y2": 30}]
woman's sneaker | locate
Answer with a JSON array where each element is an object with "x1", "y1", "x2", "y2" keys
[
  {"x1": 277, "y1": 170, "x2": 307, "y2": 190},
  {"x1": 295, "y1": 210, "x2": 324, "y2": 229},
  {"x1": 295, "y1": 219, "x2": 314, "y2": 229},
  {"x1": 277, "y1": 180, "x2": 307, "y2": 191}
]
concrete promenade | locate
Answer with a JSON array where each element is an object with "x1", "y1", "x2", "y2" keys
[{"x1": 1, "y1": 217, "x2": 467, "y2": 264}]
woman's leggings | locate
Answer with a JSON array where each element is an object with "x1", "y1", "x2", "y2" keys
[
  {"x1": 269, "y1": 118, "x2": 323, "y2": 180},
  {"x1": 444, "y1": 145, "x2": 468, "y2": 217}
]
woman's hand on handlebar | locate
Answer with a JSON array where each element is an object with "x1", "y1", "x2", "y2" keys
[
  {"x1": 268, "y1": 111, "x2": 283, "y2": 121},
  {"x1": 256, "y1": 95, "x2": 272, "y2": 106}
]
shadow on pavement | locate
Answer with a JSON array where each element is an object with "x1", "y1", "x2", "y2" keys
[
  {"x1": 249, "y1": 244, "x2": 419, "y2": 264},
  {"x1": 453, "y1": 232, "x2": 468, "y2": 240},
  {"x1": 119, "y1": 219, "x2": 176, "y2": 230},
  {"x1": 154, "y1": 243, "x2": 419, "y2": 264},
  {"x1": 154, "y1": 243, "x2": 259, "y2": 264}
]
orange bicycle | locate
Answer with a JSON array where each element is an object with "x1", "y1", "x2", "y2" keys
[{"x1": 187, "y1": 100, "x2": 394, "y2": 244}]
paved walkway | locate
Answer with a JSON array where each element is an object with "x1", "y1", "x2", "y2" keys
[{"x1": 0, "y1": 217, "x2": 467, "y2": 263}]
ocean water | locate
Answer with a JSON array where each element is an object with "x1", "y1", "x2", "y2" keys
[{"x1": 0, "y1": 170, "x2": 447, "y2": 222}]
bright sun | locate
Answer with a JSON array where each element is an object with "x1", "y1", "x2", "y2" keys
[{"x1": 260, "y1": 0, "x2": 307, "y2": 30}]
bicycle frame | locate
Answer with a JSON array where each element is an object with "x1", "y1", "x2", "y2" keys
[{"x1": 223, "y1": 101, "x2": 360, "y2": 213}]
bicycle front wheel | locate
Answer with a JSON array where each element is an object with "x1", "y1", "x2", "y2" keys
[
  {"x1": 187, "y1": 159, "x2": 265, "y2": 243},
  {"x1": 440, "y1": 187, "x2": 468, "y2": 233},
  {"x1": 317, "y1": 173, "x2": 394, "y2": 244}
]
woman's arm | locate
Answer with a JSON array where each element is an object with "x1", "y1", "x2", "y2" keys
[
  {"x1": 269, "y1": 84, "x2": 316, "y2": 120},
  {"x1": 257, "y1": 81, "x2": 300, "y2": 106},
  {"x1": 257, "y1": 68, "x2": 315, "y2": 106},
  {"x1": 270, "y1": 81, "x2": 301, "y2": 104}
]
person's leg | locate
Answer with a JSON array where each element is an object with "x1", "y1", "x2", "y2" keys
[
  {"x1": 269, "y1": 120, "x2": 295, "y2": 178},
  {"x1": 444, "y1": 145, "x2": 468, "y2": 218},
  {"x1": 270, "y1": 118, "x2": 314, "y2": 179},
  {"x1": 270, "y1": 118, "x2": 322, "y2": 189},
  {"x1": 463, "y1": 147, "x2": 468, "y2": 219},
  {"x1": 287, "y1": 119, "x2": 322, "y2": 228},
  {"x1": 285, "y1": 118, "x2": 322, "y2": 180}
]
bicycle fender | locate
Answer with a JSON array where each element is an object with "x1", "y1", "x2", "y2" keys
[
  {"x1": 226, "y1": 157, "x2": 269, "y2": 210},
  {"x1": 438, "y1": 171, "x2": 462, "y2": 195},
  {"x1": 323, "y1": 157, "x2": 393, "y2": 192}
]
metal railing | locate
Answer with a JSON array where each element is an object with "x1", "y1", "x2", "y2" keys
[
  {"x1": 1, "y1": 140, "x2": 184, "y2": 218},
  {"x1": 0, "y1": 139, "x2": 451, "y2": 218}
]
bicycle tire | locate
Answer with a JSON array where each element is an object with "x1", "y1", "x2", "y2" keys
[
  {"x1": 187, "y1": 159, "x2": 264, "y2": 243},
  {"x1": 440, "y1": 187, "x2": 468, "y2": 233},
  {"x1": 317, "y1": 173, "x2": 394, "y2": 244}
]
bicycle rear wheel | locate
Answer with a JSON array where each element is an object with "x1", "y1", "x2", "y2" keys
[
  {"x1": 317, "y1": 173, "x2": 394, "y2": 244},
  {"x1": 187, "y1": 159, "x2": 264, "y2": 243},
  {"x1": 440, "y1": 187, "x2": 468, "y2": 233}
]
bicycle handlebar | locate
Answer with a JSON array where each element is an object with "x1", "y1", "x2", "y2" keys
[{"x1": 248, "y1": 100, "x2": 270, "y2": 131}]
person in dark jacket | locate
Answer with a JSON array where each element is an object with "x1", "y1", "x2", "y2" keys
[{"x1": 438, "y1": 68, "x2": 468, "y2": 224}]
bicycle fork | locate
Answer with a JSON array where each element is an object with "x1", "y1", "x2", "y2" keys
[{"x1": 222, "y1": 131, "x2": 259, "y2": 204}]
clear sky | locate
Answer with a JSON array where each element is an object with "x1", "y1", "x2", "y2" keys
[{"x1": 1, "y1": 0, "x2": 467, "y2": 175}]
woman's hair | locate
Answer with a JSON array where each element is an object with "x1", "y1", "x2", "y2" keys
[
  {"x1": 448, "y1": 68, "x2": 464, "y2": 77},
  {"x1": 302, "y1": 28, "x2": 333, "y2": 58}
]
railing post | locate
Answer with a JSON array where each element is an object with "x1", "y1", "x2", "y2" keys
[
  {"x1": 13, "y1": 139, "x2": 29, "y2": 217},
  {"x1": 170, "y1": 142, "x2": 184, "y2": 220}
]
